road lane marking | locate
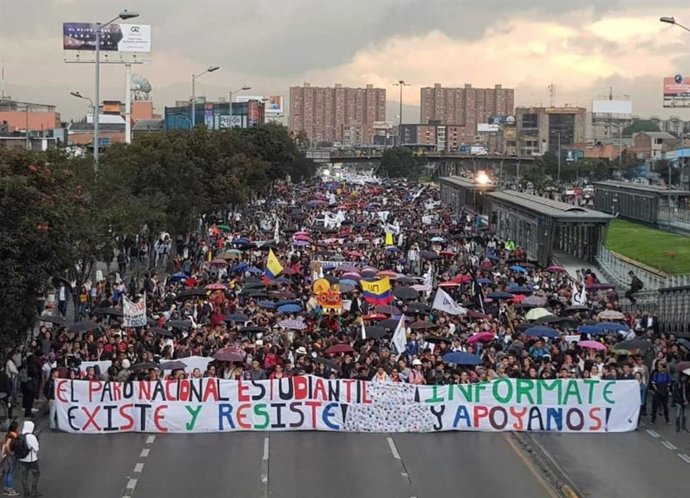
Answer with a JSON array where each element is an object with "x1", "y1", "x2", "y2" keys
[
  {"x1": 263, "y1": 437, "x2": 270, "y2": 460},
  {"x1": 146, "y1": 435, "x2": 156, "y2": 444},
  {"x1": 502, "y1": 434, "x2": 559, "y2": 498},
  {"x1": 261, "y1": 436, "x2": 270, "y2": 498},
  {"x1": 646, "y1": 429, "x2": 660, "y2": 438},
  {"x1": 140, "y1": 448, "x2": 150, "y2": 458},
  {"x1": 661, "y1": 441, "x2": 678, "y2": 450},
  {"x1": 126, "y1": 479, "x2": 137, "y2": 490},
  {"x1": 387, "y1": 437, "x2": 401, "y2": 459},
  {"x1": 133, "y1": 463, "x2": 144, "y2": 474},
  {"x1": 678, "y1": 454, "x2": 690, "y2": 464},
  {"x1": 401, "y1": 472, "x2": 408, "y2": 478}
]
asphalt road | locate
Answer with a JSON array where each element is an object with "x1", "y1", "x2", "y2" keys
[{"x1": 37, "y1": 430, "x2": 554, "y2": 498}]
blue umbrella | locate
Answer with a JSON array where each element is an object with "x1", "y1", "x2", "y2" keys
[
  {"x1": 678, "y1": 338, "x2": 690, "y2": 350},
  {"x1": 275, "y1": 299, "x2": 300, "y2": 307},
  {"x1": 340, "y1": 279, "x2": 358, "y2": 287},
  {"x1": 442, "y1": 352, "x2": 481, "y2": 365},
  {"x1": 525, "y1": 326, "x2": 559, "y2": 339},
  {"x1": 477, "y1": 278, "x2": 493, "y2": 285},
  {"x1": 597, "y1": 322, "x2": 629, "y2": 332},
  {"x1": 274, "y1": 276, "x2": 292, "y2": 284},
  {"x1": 257, "y1": 300, "x2": 276, "y2": 309},
  {"x1": 487, "y1": 291, "x2": 514, "y2": 300},
  {"x1": 247, "y1": 266, "x2": 263, "y2": 276},
  {"x1": 508, "y1": 286, "x2": 533, "y2": 295},
  {"x1": 232, "y1": 263, "x2": 249, "y2": 273},
  {"x1": 385, "y1": 246, "x2": 401, "y2": 252},
  {"x1": 577, "y1": 324, "x2": 605, "y2": 335},
  {"x1": 170, "y1": 272, "x2": 187, "y2": 281},
  {"x1": 232, "y1": 237, "x2": 250, "y2": 245},
  {"x1": 510, "y1": 265, "x2": 527, "y2": 274},
  {"x1": 277, "y1": 304, "x2": 302, "y2": 314},
  {"x1": 225, "y1": 314, "x2": 248, "y2": 323}
]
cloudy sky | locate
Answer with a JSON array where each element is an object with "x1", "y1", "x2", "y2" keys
[{"x1": 1, "y1": 0, "x2": 689, "y2": 121}]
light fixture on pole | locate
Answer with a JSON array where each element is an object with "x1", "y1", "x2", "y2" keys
[
  {"x1": 229, "y1": 85, "x2": 251, "y2": 104},
  {"x1": 660, "y1": 16, "x2": 690, "y2": 33},
  {"x1": 191, "y1": 65, "x2": 220, "y2": 127},
  {"x1": 70, "y1": 91, "x2": 94, "y2": 111},
  {"x1": 394, "y1": 80, "x2": 410, "y2": 145},
  {"x1": 93, "y1": 9, "x2": 140, "y2": 168}
]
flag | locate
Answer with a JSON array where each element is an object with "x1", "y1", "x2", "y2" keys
[
  {"x1": 391, "y1": 314, "x2": 406, "y2": 356},
  {"x1": 360, "y1": 277, "x2": 393, "y2": 305},
  {"x1": 123, "y1": 295, "x2": 147, "y2": 328},
  {"x1": 571, "y1": 282, "x2": 587, "y2": 306},
  {"x1": 432, "y1": 289, "x2": 467, "y2": 315},
  {"x1": 273, "y1": 218, "x2": 280, "y2": 243},
  {"x1": 361, "y1": 320, "x2": 367, "y2": 340},
  {"x1": 264, "y1": 249, "x2": 284, "y2": 280},
  {"x1": 385, "y1": 231, "x2": 394, "y2": 246}
]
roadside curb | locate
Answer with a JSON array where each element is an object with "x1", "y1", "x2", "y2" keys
[{"x1": 511, "y1": 432, "x2": 583, "y2": 498}]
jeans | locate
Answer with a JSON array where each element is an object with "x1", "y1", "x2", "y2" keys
[
  {"x1": 675, "y1": 403, "x2": 687, "y2": 432},
  {"x1": 49, "y1": 399, "x2": 57, "y2": 430},
  {"x1": 652, "y1": 394, "x2": 669, "y2": 423},
  {"x1": 3, "y1": 456, "x2": 16, "y2": 489},
  {"x1": 20, "y1": 461, "x2": 40, "y2": 496}
]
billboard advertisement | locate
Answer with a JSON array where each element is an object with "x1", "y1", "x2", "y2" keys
[
  {"x1": 266, "y1": 96, "x2": 284, "y2": 115},
  {"x1": 477, "y1": 123, "x2": 500, "y2": 133},
  {"x1": 63, "y1": 23, "x2": 151, "y2": 53},
  {"x1": 592, "y1": 100, "x2": 632, "y2": 115},
  {"x1": 488, "y1": 115, "x2": 515, "y2": 126},
  {"x1": 663, "y1": 75, "x2": 690, "y2": 108}
]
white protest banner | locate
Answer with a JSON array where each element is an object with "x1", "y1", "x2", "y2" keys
[
  {"x1": 56, "y1": 376, "x2": 640, "y2": 434},
  {"x1": 123, "y1": 296, "x2": 147, "y2": 327},
  {"x1": 432, "y1": 289, "x2": 467, "y2": 315}
]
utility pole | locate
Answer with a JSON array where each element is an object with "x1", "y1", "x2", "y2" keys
[
  {"x1": 557, "y1": 132, "x2": 561, "y2": 184},
  {"x1": 394, "y1": 80, "x2": 410, "y2": 145}
]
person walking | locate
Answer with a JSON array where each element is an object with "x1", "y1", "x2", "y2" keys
[
  {"x1": 625, "y1": 271, "x2": 644, "y2": 305},
  {"x1": 1, "y1": 421, "x2": 19, "y2": 496},
  {"x1": 650, "y1": 362, "x2": 673, "y2": 425},
  {"x1": 672, "y1": 373, "x2": 689, "y2": 433},
  {"x1": 44, "y1": 369, "x2": 59, "y2": 432},
  {"x1": 16, "y1": 421, "x2": 40, "y2": 498}
]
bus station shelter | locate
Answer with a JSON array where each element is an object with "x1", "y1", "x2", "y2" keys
[{"x1": 439, "y1": 176, "x2": 495, "y2": 214}]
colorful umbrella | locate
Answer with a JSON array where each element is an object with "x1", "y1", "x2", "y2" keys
[
  {"x1": 466, "y1": 332, "x2": 495, "y2": 345},
  {"x1": 579, "y1": 340, "x2": 606, "y2": 351},
  {"x1": 442, "y1": 352, "x2": 481, "y2": 365},
  {"x1": 547, "y1": 265, "x2": 566, "y2": 273}
]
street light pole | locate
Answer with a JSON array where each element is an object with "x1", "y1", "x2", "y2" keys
[
  {"x1": 93, "y1": 9, "x2": 140, "y2": 168},
  {"x1": 557, "y1": 132, "x2": 561, "y2": 184},
  {"x1": 191, "y1": 65, "x2": 220, "y2": 127},
  {"x1": 660, "y1": 16, "x2": 690, "y2": 33},
  {"x1": 394, "y1": 80, "x2": 410, "y2": 145}
]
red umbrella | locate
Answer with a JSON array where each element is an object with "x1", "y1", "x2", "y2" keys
[
  {"x1": 510, "y1": 294, "x2": 526, "y2": 303},
  {"x1": 377, "y1": 270, "x2": 398, "y2": 278},
  {"x1": 467, "y1": 310, "x2": 486, "y2": 319},
  {"x1": 213, "y1": 347, "x2": 247, "y2": 362},
  {"x1": 438, "y1": 281, "x2": 460, "y2": 288},
  {"x1": 547, "y1": 265, "x2": 566, "y2": 273},
  {"x1": 326, "y1": 343, "x2": 354, "y2": 354},
  {"x1": 364, "y1": 313, "x2": 387, "y2": 321},
  {"x1": 467, "y1": 332, "x2": 495, "y2": 345},
  {"x1": 440, "y1": 250, "x2": 455, "y2": 257},
  {"x1": 206, "y1": 283, "x2": 227, "y2": 291}
]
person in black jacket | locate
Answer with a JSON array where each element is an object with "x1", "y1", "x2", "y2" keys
[
  {"x1": 673, "y1": 374, "x2": 689, "y2": 433},
  {"x1": 625, "y1": 271, "x2": 643, "y2": 305}
]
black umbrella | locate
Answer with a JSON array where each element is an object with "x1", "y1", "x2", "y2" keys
[
  {"x1": 613, "y1": 339, "x2": 652, "y2": 353},
  {"x1": 92, "y1": 307, "x2": 124, "y2": 318},
  {"x1": 225, "y1": 314, "x2": 249, "y2": 323},
  {"x1": 176, "y1": 288, "x2": 208, "y2": 299},
  {"x1": 68, "y1": 321, "x2": 100, "y2": 333},
  {"x1": 410, "y1": 320, "x2": 437, "y2": 330},
  {"x1": 364, "y1": 326, "x2": 387, "y2": 339},
  {"x1": 533, "y1": 314, "x2": 565, "y2": 325},
  {"x1": 424, "y1": 336, "x2": 452, "y2": 344},
  {"x1": 378, "y1": 318, "x2": 402, "y2": 330},
  {"x1": 150, "y1": 327, "x2": 173, "y2": 337},
  {"x1": 406, "y1": 302, "x2": 430, "y2": 312},
  {"x1": 239, "y1": 326, "x2": 268, "y2": 334},
  {"x1": 243, "y1": 282, "x2": 267, "y2": 290},
  {"x1": 160, "y1": 361, "x2": 187, "y2": 370},
  {"x1": 564, "y1": 305, "x2": 590, "y2": 312},
  {"x1": 393, "y1": 287, "x2": 419, "y2": 300},
  {"x1": 487, "y1": 291, "x2": 514, "y2": 300},
  {"x1": 130, "y1": 362, "x2": 159, "y2": 371},
  {"x1": 396, "y1": 276, "x2": 418, "y2": 284},
  {"x1": 38, "y1": 315, "x2": 66, "y2": 326},
  {"x1": 312, "y1": 357, "x2": 339, "y2": 371},
  {"x1": 420, "y1": 251, "x2": 441, "y2": 261},
  {"x1": 168, "y1": 320, "x2": 193, "y2": 329}
]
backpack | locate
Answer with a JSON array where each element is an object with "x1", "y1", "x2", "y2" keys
[{"x1": 10, "y1": 435, "x2": 30, "y2": 459}]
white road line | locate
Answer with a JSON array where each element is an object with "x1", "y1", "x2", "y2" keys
[
  {"x1": 134, "y1": 463, "x2": 144, "y2": 474},
  {"x1": 126, "y1": 479, "x2": 137, "y2": 489},
  {"x1": 146, "y1": 435, "x2": 156, "y2": 444},
  {"x1": 387, "y1": 437, "x2": 401, "y2": 460},
  {"x1": 261, "y1": 473, "x2": 268, "y2": 483},
  {"x1": 661, "y1": 441, "x2": 678, "y2": 450},
  {"x1": 263, "y1": 437, "x2": 270, "y2": 461},
  {"x1": 646, "y1": 429, "x2": 660, "y2": 438},
  {"x1": 140, "y1": 448, "x2": 150, "y2": 458},
  {"x1": 678, "y1": 453, "x2": 690, "y2": 464},
  {"x1": 401, "y1": 472, "x2": 408, "y2": 478}
]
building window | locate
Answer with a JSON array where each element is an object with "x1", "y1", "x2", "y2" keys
[{"x1": 522, "y1": 113, "x2": 538, "y2": 129}]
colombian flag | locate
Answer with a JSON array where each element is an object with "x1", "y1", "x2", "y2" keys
[
  {"x1": 264, "y1": 249, "x2": 284, "y2": 281},
  {"x1": 360, "y1": 277, "x2": 393, "y2": 305}
]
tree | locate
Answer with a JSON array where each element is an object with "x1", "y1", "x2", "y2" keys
[
  {"x1": 379, "y1": 147, "x2": 423, "y2": 179},
  {"x1": 623, "y1": 119, "x2": 660, "y2": 137}
]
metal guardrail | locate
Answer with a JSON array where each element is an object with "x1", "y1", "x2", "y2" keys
[{"x1": 658, "y1": 286, "x2": 690, "y2": 336}]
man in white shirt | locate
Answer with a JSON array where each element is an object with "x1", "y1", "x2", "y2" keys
[{"x1": 18, "y1": 420, "x2": 41, "y2": 497}]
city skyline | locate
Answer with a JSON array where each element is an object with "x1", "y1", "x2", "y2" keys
[{"x1": 1, "y1": 0, "x2": 690, "y2": 121}]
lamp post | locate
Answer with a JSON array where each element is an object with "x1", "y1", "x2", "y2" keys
[
  {"x1": 94, "y1": 9, "x2": 139, "y2": 167},
  {"x1": 191, "y1": 65, "x2": 220, "y2": 127},
  {"x1": 228, "y1": 85, "x2": 251, "y2": 104},
  {"x1": 70, "y1": 91, "x2": 94, "y2": 114},
  {"x1": 394, "y1": 80, "x2": 410, "y2": 146},
  {"x1": 660, "y1": 16, "x2": 690, "y2": 33}
]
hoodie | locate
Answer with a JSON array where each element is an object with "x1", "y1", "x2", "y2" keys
[{"x1": 18, "y1": 421, "x2": 39, "y2": 463}]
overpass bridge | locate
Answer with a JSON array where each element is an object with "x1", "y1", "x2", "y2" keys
[{"x1": 305, "y1": 149, "x2": 537, "y2": 176}]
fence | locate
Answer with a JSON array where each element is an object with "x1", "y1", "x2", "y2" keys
[{"x1": 658, "y1": 286, "x2": 690, "y2": 336}]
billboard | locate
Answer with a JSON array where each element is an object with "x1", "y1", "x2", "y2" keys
[
  {"x1": 477, "y1": 123, "x2": 500, "y2": 133},
  {"x1": 663, "y1": 75, "x2": 690, "y2": 108},
  {"x1": 488, "y1": 115, "x2": 515, "y2": 126},
  {"x1": 592, "y1": 100, "x2": 632, "y2": 115},
  {"x1": 235, "y1": 95, "x2": 284, "y2": 116},
  {"x1": 63, "y1": 23, "x2": 151, "y2": 53}
]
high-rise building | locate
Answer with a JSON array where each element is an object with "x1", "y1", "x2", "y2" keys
[
  {"x1": 514, "y1": 106, "x2": 587, "y2": 157},
  {"x1": 420, "y1": 83, "x2": 514, "y2": 127},
  {"x1": 289, "y1": 83, "x2": 386, "y2": 145}
]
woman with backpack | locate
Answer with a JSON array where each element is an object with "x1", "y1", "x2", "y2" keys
[{"x1": 1, "y1": 420, "x2": 20, "y2": 496}]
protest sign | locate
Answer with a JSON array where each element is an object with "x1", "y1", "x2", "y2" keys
[
  {"x1": 123, "y1": 296, "x2": 147, "y2": 327},
  {"x1": 56, "y1": 376, "x2": 639, "y2": 434}
]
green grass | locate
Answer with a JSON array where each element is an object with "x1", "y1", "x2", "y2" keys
[{"x1": 606, "y1": 219, "x2": 690, "y2": 274}]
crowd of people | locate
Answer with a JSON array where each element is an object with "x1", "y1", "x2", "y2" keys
[{"x1": 4, "y1": 173, "x2": 690, "y2": 440}]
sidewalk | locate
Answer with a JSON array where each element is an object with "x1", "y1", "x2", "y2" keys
[{"x1": 552, "y1": 250, "x2": 608, "y2": 283}]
